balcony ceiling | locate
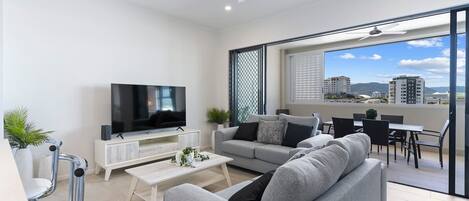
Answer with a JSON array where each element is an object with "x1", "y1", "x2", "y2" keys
[
  {"x1": 129, "y1": 0, "x2": 317, "y2": 29},
  {"x1": 276, "y1": 12, "x2": 466, "y2": 49}
]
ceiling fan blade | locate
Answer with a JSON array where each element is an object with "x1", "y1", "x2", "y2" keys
[
  {"x1": 382, "y1": 31, "x2": 407, "y2": 35},
  {"x1": 359, "y1": 35, "x2": 372, "y2": 41},
  {"x1": 379, "y1": 23, "x2": 399, "y2": 31},
  {"x1": 345, "y1": 31, "x2": 371, "y2": 35}
]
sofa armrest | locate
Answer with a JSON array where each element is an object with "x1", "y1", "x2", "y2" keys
[
  {"x1": 297, "y1": 134, "x2": 333, "y2": 148},
  {"x1": 215, "y1": 127, "x2": 238, "y2": 154},
  {"x1": 381, "y1": 163, "x2": 387, "y2": 201},
  {"x1": 164, "y1": 184, "x2": 227, "y2": 201},
  {"x1": 289, "y1": 147, "x2": 308, "y2": 158}
]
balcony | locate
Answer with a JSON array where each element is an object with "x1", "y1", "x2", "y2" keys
[{"x1": 286, "y1": 102, "x2": 465, "y2": 193}]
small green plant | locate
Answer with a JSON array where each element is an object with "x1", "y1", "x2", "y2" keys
[
  {"x1": 207, "y1": 108, "x2": 230, "y2": 124},
  {"x1": 4, "y1": 108, "x2": 53, "y2": 149},
  {"x1": 366, "y1": 109, "x2": 378, "y2": 120},
  {"x1": 171, "y1": 147, "x2": 210, "y2": 167}
]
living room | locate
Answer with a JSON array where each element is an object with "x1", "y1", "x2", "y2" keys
[{"x1": 1, "y1": 0, "x2": 469, "y2": 201}]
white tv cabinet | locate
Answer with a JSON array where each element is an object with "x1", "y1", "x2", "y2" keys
[{"x1": 94, "y1": 128, "x2": 200, "y2": 181}]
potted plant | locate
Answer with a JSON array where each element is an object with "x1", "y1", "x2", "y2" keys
[
  {"x1": 207, "y1": 108, "x2": 230, "y2": 130},
  {"x1": 171, "y1": 147, "x2": 210, "y2": 167},
  {"x1": 366, "y1": 109, "x2": 378, "y2": 120},
  {"x1": 4, "y1": 108, "x2": 53, "y2": 184},
  {"x1": 207, "y1": 108, "x2": 229, "y2": 149}
]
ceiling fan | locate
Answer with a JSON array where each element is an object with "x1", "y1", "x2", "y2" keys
[{"x1": 347, "y1": 23, "x2": 407, "y2": 41}]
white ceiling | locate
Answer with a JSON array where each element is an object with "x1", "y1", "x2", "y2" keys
[{"x1": 129, "y1": 0, "x2": 317, "y2": 29}]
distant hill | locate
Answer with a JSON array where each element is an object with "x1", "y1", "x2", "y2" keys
[
  {"x1": 429, "y1": 86, "x2": 465, "y2": 93},
  {"x1": 351, "y1": 82, "x2": 438, "y2": 95},
  {"x1": 351, "y1": 82, "x2": 388, "y2": 96}
]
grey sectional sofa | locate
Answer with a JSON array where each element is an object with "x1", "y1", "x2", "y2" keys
[
  {"x1": 165, "y1": 133, "x2": 387, "y2": 201},
  {"x1": 213, "y1": 114, "x2": 330, "y2": 173},
  {"x1": 214, "y1": 126, "x2": 333, "y2": 173}
]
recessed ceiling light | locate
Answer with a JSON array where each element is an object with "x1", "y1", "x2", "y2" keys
[{"x1": 225, "y1": 5, "x2": 232, "y2": 11}]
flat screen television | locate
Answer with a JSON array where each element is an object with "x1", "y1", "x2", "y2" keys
[{"x1": 111, "y1": 84, "x2": 186, "y2": 134}]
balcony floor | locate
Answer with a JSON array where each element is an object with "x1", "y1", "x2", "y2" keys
[{"x1": 369, "y1": 144, "x2": 465, "y2": 194}]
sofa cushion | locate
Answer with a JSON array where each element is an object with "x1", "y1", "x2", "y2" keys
[
  {"x1": 297, "y1": 134, "x2": 333, "y2": 148},
  {"x1": 261, "y1": 144, "x2": 349, "y2": 201},
  {"x1": 326, "y1": 133, "x2": 371, "y2": 176},
  {"x1": 246, "y1": 114, "x2": 279, "y2": 123},
  {"x1": 287, "y1": 146, "x2": 323, "y2": 162},
  {"x1": 229, "y1": 170, "x2": 275, "y2": 201},
  {"x1": 279, "y1": 114, "x2": 319, "y2": 136},
  {"x1": 222, "y1": 140, "x2": 265, "y2": 159},
  {"x1": 216, "y1": 181, "x2": 252, "y2": 199},
  {"x1": 255, "y1": 144, "x2": 293, "y2": 165},
  {"x1": 233, "y1": 122, "x2": 258, "y2": 141},
  {"x1": 282, "y1": 122, "x2": 313, "y2": 148},
  {"x1": 257, "y1": 120, "x2": 285, "y2": 145}
]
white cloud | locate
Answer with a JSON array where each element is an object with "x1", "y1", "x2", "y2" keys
[
  {"x1": 399, "y1": 57, "x2": 449, "y2": 70},
  {"x1": 398, "y1": 57, "x2": 465, "y2": 75},
  {"x1": 407, "y1": 38, "x2": 443, "y2": 48},
  {"x1": 359, "y1": 54, "x2": 382, "y2": 60},
  {"x1": 339, "y1": 53, "x2": 355, "y2": 59},
  {"x1": 369, "y1": 54, "x2": 382, "y2": 60},
  {"x1": 441, "y1": 48, "x2": 465, "y2": 58}
]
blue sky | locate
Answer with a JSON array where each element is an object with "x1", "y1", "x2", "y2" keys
[{"x1": 325, "y1": 35, "x2": 466, "y2": 87}]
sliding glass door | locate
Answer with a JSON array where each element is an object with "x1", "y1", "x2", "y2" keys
[{"x1": 229, "y1": 46, "x2": 266, "y2": 125}]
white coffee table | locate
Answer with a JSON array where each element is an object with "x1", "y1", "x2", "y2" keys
[{"x1": 125, "y1": 152, "x2": 233, "y2": 201}]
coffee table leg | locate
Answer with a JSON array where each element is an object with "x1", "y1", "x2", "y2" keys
[
  {"x1": 221, "y1": 163, "x2": 232, "y2": 187},
  {"x1": 150, "y1": 185, "x2": 158, "y2": 201},
  {"x1": 126, "y1": 177, "x2": 138, "y2": 201}
]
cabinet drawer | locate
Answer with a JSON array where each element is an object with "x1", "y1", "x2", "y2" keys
[{"x1": 106, "y1": 142, "x2": 139, "y2": 165}]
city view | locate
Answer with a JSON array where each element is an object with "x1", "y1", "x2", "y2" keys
[{"x1": 324, "y1": 35, "x2": 465, "y2": 104}]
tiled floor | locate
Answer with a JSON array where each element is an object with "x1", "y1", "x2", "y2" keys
[
  {"x1": 369, "y1": 144, "x2": 465, "y2": 194},
  {"x1": 42, "y1": 162, "x2": 467, "y2": 201}
]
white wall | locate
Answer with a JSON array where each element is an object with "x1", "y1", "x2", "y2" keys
[
  {"x1": 215, "y1": 0, "x2": 469, "y2": 109},
  {"x1": 0, "y1": 0, "x2": 3, "y2": 138},
  {"x1": 3, "y1": 0, "x2": 217, "y2": 176},
  {"x1": 266, "y1": 46, "x2": 281, "y2": 114}
]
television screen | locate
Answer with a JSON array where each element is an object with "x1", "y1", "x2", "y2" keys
[{"x1": 111, "y1": 84, "x2": 186, "y2": 134}]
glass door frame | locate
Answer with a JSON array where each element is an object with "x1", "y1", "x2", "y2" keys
[{"x1": 449, "y1": 8, "x2": 469, "y2": 197}]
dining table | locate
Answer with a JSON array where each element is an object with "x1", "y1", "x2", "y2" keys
[{"x1": 323, "y1": 120, "x2": 424, "y2": 168}]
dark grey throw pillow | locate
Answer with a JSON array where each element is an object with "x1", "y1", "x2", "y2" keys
[
  {"x1": 233, "y1": 122, "x2": 259, "y2": 141},
  {"x1": 229, "y1": 170, "x2": 275, "y2": 201},
  {"x1": 257, "y1": 120, "x2": 285, "y2": 145},
  {"x1": 282, "y1": 122, "x2": 313, "y2": 148}
]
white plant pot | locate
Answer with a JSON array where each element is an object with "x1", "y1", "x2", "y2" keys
[
  {"x1": 14, "y1": 148, "x2": 34, "y2": 188},
  {"x1": 211, "y1": 124, "x2": 226, "y2": 150},
  {"x1": 175, "y1": 151, "x2": 194, "y2": 166}
]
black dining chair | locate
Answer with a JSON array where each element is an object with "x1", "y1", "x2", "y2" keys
[
  {"x1": 381, "y1": 115, "x2": 406, "y2": 154},
  {"x1": 363, "y1": 119, "x2": 397, "y2": 165},
  {"x1": 352, "y1": 113, "x2": 366, "y2": 131},
  {"x1": 353, "y1": 113, "x2": 366, "y2": 121},
  {"x1": 332, "y1": 117, "x2": 356, "y2": 139},
  {"x1": 412, "y1": 120, "x2": 449, "y2": 168},
  {"x1": 275, "y1": 109, "x2": 290, "y2": 115}
]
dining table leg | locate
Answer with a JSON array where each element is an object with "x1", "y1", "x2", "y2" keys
[{"x1": 410, "y1": 131, "x2": 419, "y2": 168}]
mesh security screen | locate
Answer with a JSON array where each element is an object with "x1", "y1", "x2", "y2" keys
[{"x1": 230, "y1": 47, "x2": 265, "y2": 125}]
